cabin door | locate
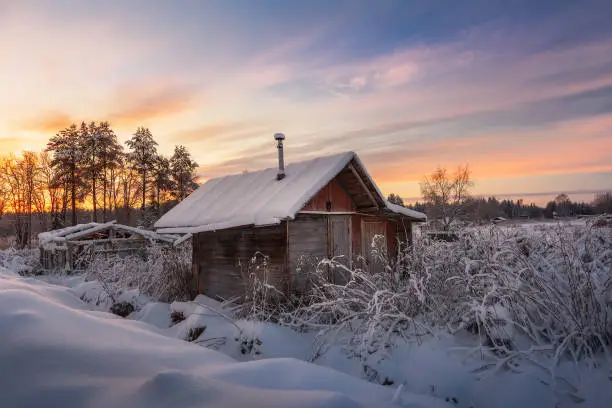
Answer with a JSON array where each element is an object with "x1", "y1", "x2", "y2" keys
[
  {"x1": 328, "y1": 215, "x2": 351, "y2": 284},
  {"x1": 361, "y1": 220, "x2": 387, "y2": 273}
]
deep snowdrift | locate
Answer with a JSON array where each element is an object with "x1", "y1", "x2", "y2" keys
[{"x1": 0, "y1": 266, "x2": 447, "y2": 408}]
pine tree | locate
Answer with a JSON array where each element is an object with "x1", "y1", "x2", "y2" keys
[
  {"x1": 152, "y1": 155, "x2": 173, "y2": 215},
  {"x1": 126, "y1": 127, "x2": 158, "y2": 219},
  {"x1": 387, "y1": 193, "x2": 405, "y2": 207},
  {"x1": 96, "y1": 122, "x2": 122, "y2": 221},
  {"x1": 169, "y1": 145, "x2": 198, "y2": 201},
  {"x1": 46, "y1": 124, "x2": 88, "y2": 226},
  {"x1": 80, "y1": 121, "x2": 103, "y2": 222}
]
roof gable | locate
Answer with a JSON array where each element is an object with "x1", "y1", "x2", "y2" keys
[{"x1": 154, "y1": 151, "x2": 425, "y2": 233}]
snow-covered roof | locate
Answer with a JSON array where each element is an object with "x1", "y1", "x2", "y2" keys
[
  {"x1": 384, "y1": 201, "x2": 428, "y2": 221},
  {"x1": 155, "y1": 151, "x2": 426, "y2": 234}
]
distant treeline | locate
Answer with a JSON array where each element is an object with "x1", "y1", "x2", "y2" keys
[
  {"x1": 0, "y1": 122, "x2": 198, "y2": 248},
  {"x1": 390, "y1": 192, "x2": 612, "y2": 222}
]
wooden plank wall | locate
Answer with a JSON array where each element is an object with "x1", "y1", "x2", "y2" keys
[
  {"x1": 352, "y1": 215, "x2": 363, "y2": 256},
  {"x1": 194, "y1": 223, "x2": 287, "y2": 300},
  {"x1": 287, "y1": 214, "x2": 328, "y2": 293},
  {"x1": 301, "y1": 178, "x2": 356, "y2": 212}
]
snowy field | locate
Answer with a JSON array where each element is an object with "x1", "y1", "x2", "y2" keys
[{"x1": 1, "y1": 220, "x2": 611, "y2": 408}]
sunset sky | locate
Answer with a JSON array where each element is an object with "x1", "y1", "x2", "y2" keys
[{"x1": 1, "y1": 0, "x2": 611, "y2": 205}]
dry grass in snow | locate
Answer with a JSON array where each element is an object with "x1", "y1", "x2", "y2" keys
[{"x1": 237, "y1": 220, "x2": 612, "y2": 402}]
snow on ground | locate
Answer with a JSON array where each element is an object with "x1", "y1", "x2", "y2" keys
[
  {"x1": 61, "y1": 278, "x2": 610, "y2": 408},
  {"x1": 3, "y1": 220, "x2": 611, "y2": 408},
  {"x1": 0, "y1": 264, "x2": 448, "y2": 408},
  {"x1": 161, "y1": 298, "x2": 612, "y2": 408}
]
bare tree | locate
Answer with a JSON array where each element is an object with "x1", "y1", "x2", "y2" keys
[
  {"x1": 39, "y1": 152, "x2": 65, "y2": 230},
  {"x1": 0, "y1": 153, "x2": 41, "y2": 248},
  {"x1": 21, "y1": 151, "x2": 40, "y2": 247},
  {"x1": 420, "y1": 165, "x2": 473, "y2": 231},
  {"x1": 0, "y1": 172, "x2": 6, "y2": 219}
]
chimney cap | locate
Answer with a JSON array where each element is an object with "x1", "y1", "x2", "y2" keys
[{"x1": 274, "y1": 132, "x2": 285, "y2": 141}]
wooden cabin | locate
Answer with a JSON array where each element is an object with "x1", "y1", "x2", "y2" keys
[{"x1": 155, "y1": 150, "x2": 426, "y2": 300}]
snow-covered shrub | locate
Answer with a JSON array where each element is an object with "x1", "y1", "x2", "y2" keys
[
  {"x1": 0, "y1": 248, "x2": 42, "y2": 276},
  {"x1": 281, "y1": 255, "x2": 433, "y2": 361},
  {"x1": 237, "y1": 252, "x2": 304, "y2": 323},
  {"x1": 421, "y1": 222, "x2": 612, "y2": 363},
  {"x1": 85, "y1": 242, "x2": 192, "y2": 303},
  {"x1": 274, "y1": 221, "x2": 612, "y2": 368}
]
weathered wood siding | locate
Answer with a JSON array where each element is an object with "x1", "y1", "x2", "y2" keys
[
  {"x1": 193, "y1": 223, "x2": 287, "y2": 300},
  {"x1": 302, "y1": 178, "x2": 356, "y2": 212},
  {"x1": 287, "y1": 214, "x2": 328, "y2": 293},
  {"x1": 192, "y1": 213, "x2": 415, "y2": 299},
  {"x1": 352, "y1": 214, "x2": 362, "y2": 256}
]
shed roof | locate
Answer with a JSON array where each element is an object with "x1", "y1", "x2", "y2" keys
[
  {"x1": 38, "y1": 220, "x2": 182, "y2": 250},
  {"x1": 154, "y1": 151, "x2": 426, "y2": 234}
]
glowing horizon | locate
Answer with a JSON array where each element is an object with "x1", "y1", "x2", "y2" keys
[{"x1": 1, "y1": 1, "x2": 611, "y2": 206}]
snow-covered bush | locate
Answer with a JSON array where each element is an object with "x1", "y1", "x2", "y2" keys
[
  {"x1": 0, "y1": 248, "x2": 42, "y2": 275},
  {"x1": 241, "y1": 221, "x2": 612, "y2": 370},
  {"x1": 237, "y1": 252, "x2": 305, "y2": 323},
  {"x1": 419, "y1": 222, "x2": 612, "y2": 363},
  {"x1": 85, "y1": 242, "x2": 192, "y2": 303}
]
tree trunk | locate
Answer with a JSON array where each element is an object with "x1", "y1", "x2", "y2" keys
[
  {"x1": 110, "y1": 167, "x2": 116, "y2": 217},
  {"x1": 156, "y1": 184, "x2": 161, "y2": 216},
  {"x1": 92, "y1": 176, "x2": 97, "y2": 222},
  {"x1": 142, "y1": 171, "x2": 146, "y2": 212},
  {"x1": 27, "y1": 203, "x2": 32, "y2": 249},
  {"x1": 71, "y1": 163, "x2": 77, "y2": 226},
  {"x1": 102, "y1": 166, "x2": 107, "y2": 222},
  {"x1": 61, "y1": 184, "x2": 68, "y2": 228}
]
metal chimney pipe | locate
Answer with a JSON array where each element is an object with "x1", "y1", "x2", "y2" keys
[{"x1": 274, "y1": 133, "x2": 286, "y2": 180}]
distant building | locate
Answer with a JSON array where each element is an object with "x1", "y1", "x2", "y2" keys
[{"x1": 155, "y1": 138, "x2": 426, "y2": 301}]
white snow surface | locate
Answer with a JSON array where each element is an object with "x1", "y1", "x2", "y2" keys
[
  {"x1": 384, "y1": 201, "x2": 428, "y2": 221},
  {"x1": 0, "y1": 265, "x2": 446, "y2": 408},
  {"x1": 155, "y1": 151, "x2": 425, "y2": 233}
]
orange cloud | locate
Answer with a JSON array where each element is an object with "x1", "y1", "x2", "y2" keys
[
  {"x1": 18, "y1": 111, "x2": 75, "y2": 133},
  {"x1": 175, "y1": 121, "x2": 268, "y2": 144},
  {"x1": 0, "y1": 138, "x2": 26, "y2": 153},
  {"x1": 369, "y1": 130, "x2": 612, "y2": 185},
  {"x1": 0, "y1": 137, "x2": 45, "y2": 154},
  {"x1": 106, "y1": 79, "x2": 199, "y2": 126}
]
